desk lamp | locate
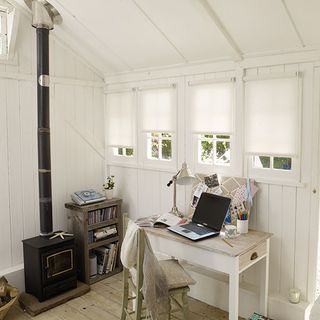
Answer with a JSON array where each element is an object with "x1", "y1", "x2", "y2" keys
[{"x1": 167, "y1": 162, "x2": 196, "y2": 217}]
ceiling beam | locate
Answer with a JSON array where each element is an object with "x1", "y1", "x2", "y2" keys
[
  {"x1": 131, "y1": 0, "x2": 188, "y2": 63},
  {"x1": 198, "y1": 0, "x2": 242, "y2": 61},
  {"x1": 281, "y1": 0, "x2": 305, "y2": 48}
]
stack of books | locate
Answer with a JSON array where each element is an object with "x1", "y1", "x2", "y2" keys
[
  {"x1": 94, "y1": 243, "x2": 119, "y2": 275},
  {"x1": 88, "y1": 207, "x2": 117, "y2": 225}
]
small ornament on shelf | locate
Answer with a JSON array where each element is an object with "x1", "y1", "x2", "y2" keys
[{"x1": 103, "y1": 175, "x2": 115, "y2": 200}]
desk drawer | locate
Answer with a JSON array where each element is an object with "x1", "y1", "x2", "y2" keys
[{"x1": 239, "y1": 241, "x2": 267, "y2": 271}]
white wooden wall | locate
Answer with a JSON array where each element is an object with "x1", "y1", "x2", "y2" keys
[
  {"x1": 0, "y1": 13, "x2": 105, "y2": 272},
  {"x1": 107, "y1": 61, "x2": 320, "y2": 311}
]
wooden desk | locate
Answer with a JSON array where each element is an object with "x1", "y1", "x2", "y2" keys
[{"x1": 145, "y1": 228, "x2": 272, "y2": 320}]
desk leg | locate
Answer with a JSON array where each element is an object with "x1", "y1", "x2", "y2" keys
[
  {"x1": 229, "y1": 257, "x2": 239, "y2": 320},
  {"x1": 260, "y1": 239, "x2": 270, "y2": 316}
]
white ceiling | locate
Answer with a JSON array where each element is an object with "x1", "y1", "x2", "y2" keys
[{"x1": 17, "y1": 0, "x2": 320, "y2": 76}]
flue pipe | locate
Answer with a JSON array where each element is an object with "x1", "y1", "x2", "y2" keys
[{"x1": 24, "y1": 0, "x2": 62, "y2": 236}]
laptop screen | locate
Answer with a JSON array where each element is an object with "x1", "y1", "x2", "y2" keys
[{"x1": 192, "y1": 193, "x2": 231, "y2": 231}]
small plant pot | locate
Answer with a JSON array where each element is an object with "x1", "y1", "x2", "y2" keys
[{"x1": 105, "y1": 189, "x2": 113, "y2": 200}]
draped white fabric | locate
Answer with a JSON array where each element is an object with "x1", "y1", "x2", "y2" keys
[
  {"x1": 245, "y1": 77, "x2": 298, "y2": 156},
  {"x1": 189, "y1": 81, "x2": 233, "y2": 134},
  {"x1": 106, "y1": 91, "x2": 135, "y2": 147},
  {"x1": 140, "y1": 87, "x2": 176, "y2": 132}
]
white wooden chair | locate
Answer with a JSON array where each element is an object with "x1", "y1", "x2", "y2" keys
[{"x1": 120, "y1": 217, "x2": 195, "y2": 320}]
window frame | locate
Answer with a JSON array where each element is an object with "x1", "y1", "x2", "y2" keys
[
  {"x1": 187, "y1": 75, "x2": 238, "y2": 176},
  {"x1": 244, "y1": 72, "x2": 302, "y2": 183},
  {"x1": 0, "y1": 9, "x2": 7, "y2": 59},
  {"x1": 139, "y1": 84, "x2": 178, "y2": 171},
  {"x1": 106, "y1": 89, "x2": 138, "y2": 167}
]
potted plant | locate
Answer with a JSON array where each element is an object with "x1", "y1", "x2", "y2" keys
[{"x1": 103, "y1": 175, "x2": 115, "y2": 200}]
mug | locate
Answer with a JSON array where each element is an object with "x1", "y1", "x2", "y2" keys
[
  {"x1": 237, "y1": 219, "x2": 248, "y2": 234},
  {"x1": 225, "y1": 225, "x2": 237, "y2": 238}
]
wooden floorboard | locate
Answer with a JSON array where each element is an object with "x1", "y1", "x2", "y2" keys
[{"x1": 6, "y1": 272, "x2": 244, "y2": 320}]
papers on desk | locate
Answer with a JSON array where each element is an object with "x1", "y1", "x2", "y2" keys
[{"x1": 135, "y1": 213, "x2": 184, "y2": 228}]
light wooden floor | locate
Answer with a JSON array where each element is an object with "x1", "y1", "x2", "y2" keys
[{"x1": 6, "y1": 273, "x2": 244, "y2": 320}]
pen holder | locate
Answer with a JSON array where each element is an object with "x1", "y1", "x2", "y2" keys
[{"x1": 237, "y1": 219, "x2": 248, "y2": 234}]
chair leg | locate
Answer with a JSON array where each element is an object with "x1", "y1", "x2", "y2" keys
[
  {"x1": 121, "y1": 269, "x2": 129, "y2": 320},
  {"x1": 181, "y1": 291, "x2": 189, "y2": 320},
  {"x1": 134, "y1": 289, "x2": 143, "y2": 320}
]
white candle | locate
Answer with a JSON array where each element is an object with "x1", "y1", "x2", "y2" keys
[{"x1": 289, "y1": 288, "x2": 301, "y2": 304}]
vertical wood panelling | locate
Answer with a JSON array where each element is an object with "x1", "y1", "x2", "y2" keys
[
  {"x1": 137, "y1": 169, "x2": 161, "y2": 217},
  {"x1": 256, "y1": 183, "x2": 269, "y2": 232},
  {"x1": 0, "y1": 79, "x2": 12, "y2": 270},
  {"x1": 19, "y1": 81, "x2": 37, "y2": 239},
  {"x1": 280, "y1": 186, "x2": 296, "y2": 297},
  {"x1": 6, "y1": 79, "x2": 24, "y2": 265},
  {"x1": 0, "y1": 14, "x2": 104, "y2": 272},
  {"x1": 110, "y1": 166, "x2": 139, "y2": 219},
  {"x1": 268, "y1": 185, "x2": 283, "y2": 293}
]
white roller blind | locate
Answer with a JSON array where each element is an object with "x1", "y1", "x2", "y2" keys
[
  {"x1": 190, "y1": 81, "x2": 233, "y2": 134},
  {"x1": 140, "y1": 87, "x2": 176, "y2": 132},
  {"x1": 106, "y1": 91, "x2": 135, "y2": 147},
  {"x1": 245, "y1": 77, "x2": 299, "y2": 156}
]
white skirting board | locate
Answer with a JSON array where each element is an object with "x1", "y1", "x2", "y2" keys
[
  {"x1": 184, "y1": 265, "x2": 309, "y2": 320},
  {"x1": 0, "y1": 264, "x2": 25, "y2": 292}
]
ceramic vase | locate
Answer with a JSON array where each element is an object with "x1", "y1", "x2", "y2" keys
[{"x1": 105, "y1": 189, "x2": 113, "y2": 200}]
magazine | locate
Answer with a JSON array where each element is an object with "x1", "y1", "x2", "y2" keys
[{"x1": 135, "y1": 212, "x2": 184, "y2": 228}]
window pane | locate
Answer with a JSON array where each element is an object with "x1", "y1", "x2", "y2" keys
[
  {"x1": 161, "y1": 139, "x2": 172, "y2": 160},
  {"x1": 254, "y1": 156, "x2": 270, "y2": 168},
  {"x1": 273, "y1": 157, "x2": 292, "y2": 170},
  {"x1": 151, "y1": 137, "x2": 159, "y2": 159},
  {"x1": 200, "y1": 140, "x2": 213, "y2": 164},
  {"x1": 125, "y1": 148, "x2": 134, "y2": 156},
  {"x1": 215, "y1": 141, "x2": 230, "y2": 165},
  {"x1": 203, "y1": 134, "x2": 213, "y2": 139}
]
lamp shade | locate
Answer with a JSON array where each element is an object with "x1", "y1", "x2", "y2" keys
[{"x1": 176, "y1": 162, "x2": 196, "y2": 185}]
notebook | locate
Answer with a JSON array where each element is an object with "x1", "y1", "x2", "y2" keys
[{"x1": 168, "y1": 192, "x2": 231, "y2": 241}]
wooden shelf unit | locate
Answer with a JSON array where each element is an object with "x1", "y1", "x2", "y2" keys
[{"x1": 65, "y1": 198, "x2": 123, "y2": 285}]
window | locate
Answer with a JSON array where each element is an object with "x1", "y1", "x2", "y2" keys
[
  {"x1": 147, "y1": 132, "x2": 172, "y2": 161},
  {"x1": 189, "y1": 80, "x2": 234, "y2": 172},
  {"x1": 244, "y1": 74, "x2": 300, "y2": 180},
  {"x1": 0, "y1": 9, "x2": 7, "y2": 57},
  {"x1": 113, "y1": 147, "x2": 134, "y2": 157},
  {"x1": 106, "y1": 90, "x2": 136, "y2": 163},
  {"x1": 198, "y1": 134, "x2": 230, "y2": 166},
  {"x1": 253, "y1": 156, "x2": 292, "y2": 170},
  {"x1": 140, "y1": 86, "x2": 176, "y2": 167}
]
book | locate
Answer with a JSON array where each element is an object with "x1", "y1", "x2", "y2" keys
[
  {"x1": 135, "y1": 212, "x2": 184, "y2": 228},
  {"x1": 94, "y1": 246, "x2": 110, "y2": 275},
  {"x1": 105, "y1": 243, "x2": 116, "y2": 273}
]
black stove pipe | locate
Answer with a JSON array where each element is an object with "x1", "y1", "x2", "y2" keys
[{"x1": 37, "y1": 27, "x2": 53, "y2": 236}]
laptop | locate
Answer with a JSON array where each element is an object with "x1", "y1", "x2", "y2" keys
[{"x1": 167, "y1": 192, "x2": 231, "y2": 241}]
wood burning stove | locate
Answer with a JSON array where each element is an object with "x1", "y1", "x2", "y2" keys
[
  {"x1": 23, "y1": 236, "x2": 77, "y2": 302},
  {"x1": 22, "y1": 0, "x2": 77, "y2": 302}
]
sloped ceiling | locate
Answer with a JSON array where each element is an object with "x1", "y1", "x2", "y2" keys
[{"x1": 17, "y1": 0, "x2": 320, "y2": 76}]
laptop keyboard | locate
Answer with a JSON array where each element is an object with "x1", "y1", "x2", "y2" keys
[{"x1": 182, "y1": 223, "x2": 215, "y2": 235}]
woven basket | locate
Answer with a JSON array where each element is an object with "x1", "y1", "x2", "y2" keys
[{"x1": 0, "y1": 288, "x2": 19, "y2": 320}]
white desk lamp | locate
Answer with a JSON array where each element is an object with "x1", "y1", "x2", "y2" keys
[{"x1": 167, "y1": 162, "x2": 196, "y2": 217}]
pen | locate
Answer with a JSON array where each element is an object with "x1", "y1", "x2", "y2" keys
[{"x1": 222, "y1": 238, "x2": 233, "y2": 247}]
